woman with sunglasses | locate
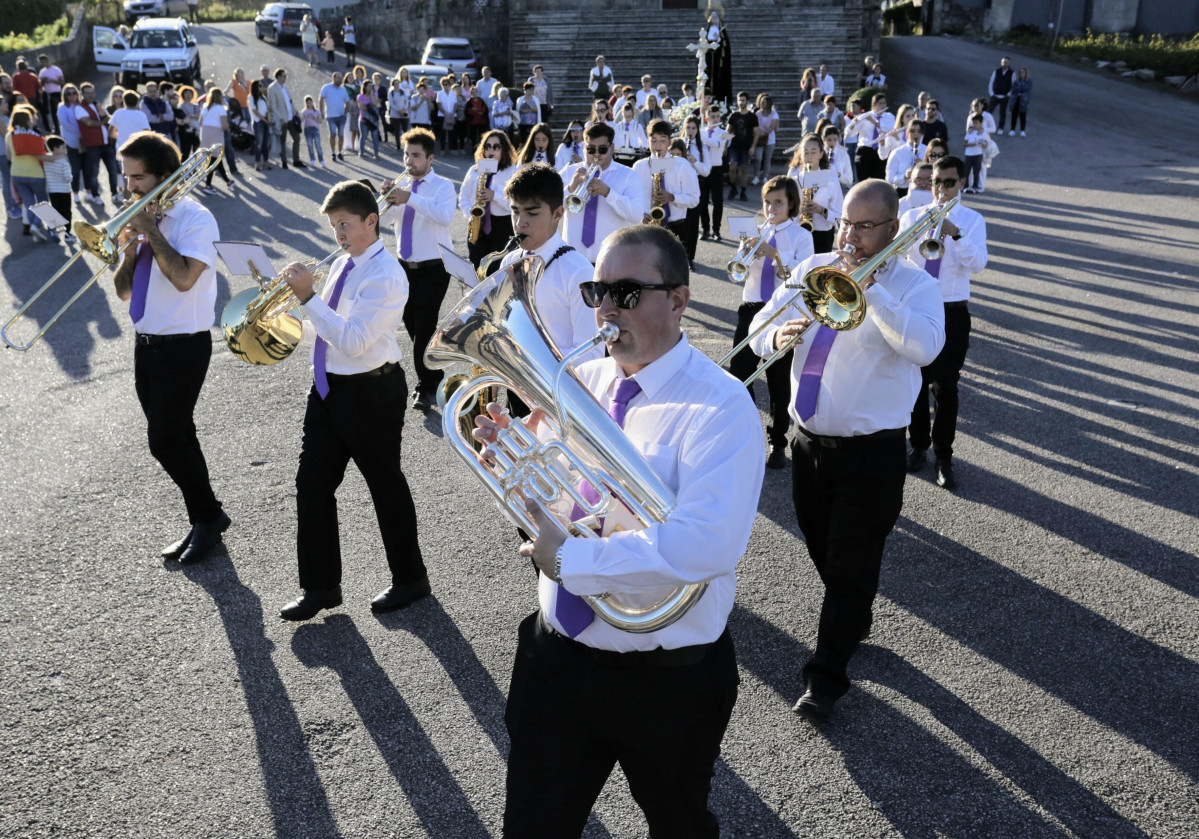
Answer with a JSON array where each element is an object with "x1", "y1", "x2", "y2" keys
[
  {"x1": 585, "y1": 98, "x2": 615, "y2": 131},
  {"x1": 516, "y1": 122, "x2": 554, "y2": 167},
  {"x1": 730, "y1": 175, "x2": 814, "y2": 468},
  {"x1": 54, "y1": 84, "x2": 84, "y2": 205},
  {"x1": 459, "y1": 129, "x2": 518, "y2": 268}
]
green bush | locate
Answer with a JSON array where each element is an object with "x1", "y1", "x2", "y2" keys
[
  {"x1": 199, "y1": 0, "x2": 258, "y2": 22},
  {"x1": 1056, "y1": 30, "x2": 1199, "y2": 78},
  {"x1": 0, "y1": 0, "x2": 66, "y2": 30},
  {"x1": 0, "y1": 16, "x2": 71, "y2": 53},
  {"x1": 883, "y1": 2, "x2": 921, "y2": 37},
  {"x1": 849, "y1": 86, "x2": 885, "y2": 110}
]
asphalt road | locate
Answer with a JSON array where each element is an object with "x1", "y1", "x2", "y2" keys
[{"x1": 2, "y1": 24, "x2": 1197, "y2": 838}]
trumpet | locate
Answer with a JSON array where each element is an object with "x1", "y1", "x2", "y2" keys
[
  {"x1": 726, "y1": 221, "x2": 785, "y2": 284},
  {"x1": 467, "y1": 165, "x2": 490, "y2": 245},
  {"x1": 565, "y1": 164, "x2": 602, "y2": 213},
  {"x1": 721, "y1": 195, "x2": 960, "y2": 385},
  {"x1": 649, "y1": 171, "x2": 666, "y2": 225},
  {"x1": 918, "y1": 198, "x2": 951, "y2": 260},
  {"x1": 2, "y1": 145, "x2": 224, "y2": 351},
  {"x1": 220, "y1": 244, "x2": 347, "y2": 366},
  {"x1": 378, "y1": 172, "x2": 414, "y2": 213}
]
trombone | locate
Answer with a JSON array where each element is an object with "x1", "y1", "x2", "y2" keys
[
  {"x1": 720, "y1": 195, "x2": 960, "y2": 386},
  {"x1": 1, "y1": 145, "x2": 224, "y2": 351}
]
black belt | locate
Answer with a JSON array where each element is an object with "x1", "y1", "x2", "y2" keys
[
  {"x1": 135, "y1": 331, "x2": 203, "y2": 345},
  {"x1": 400, "y1": 258, "x2": 442, "y2": 271},
  {"x1": 794, "y1": 425, "x2": 904, "y2": 449},
  {"x1": 326, "y1": 361, "x2": 399, "y2": 380},
  {"x1": 944, "y1": 300, "x2": 969, "y2": 310},
  {"x1": 538, "y1": 615, "x2": 717, "y2": 669}
]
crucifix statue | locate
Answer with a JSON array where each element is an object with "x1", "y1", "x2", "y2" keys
[{"x1": 686, "y1": 29, "x2": 717, "y2": 107}]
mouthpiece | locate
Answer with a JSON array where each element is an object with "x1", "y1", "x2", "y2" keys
[{"x1": 598, "y1": 322, "x2": 620, "y2": 344}]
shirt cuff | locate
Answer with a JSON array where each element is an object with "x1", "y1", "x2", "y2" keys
[{"x1": 557, "y1": 537, "x2": 602, "y2": 597}]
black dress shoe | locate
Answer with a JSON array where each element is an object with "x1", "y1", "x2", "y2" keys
[
  {"x1": 713, "y1": 232, "x2": 723, "y2": 242},
  {"x1": 371, "y1": 576, "x2": 431, "y2": 613},
  {"x1": 412, "y1": 390, "x2": 433, "y2": 411},
  {"x1": 766, "y1": 445, "x2": 787, "y2": 470},
  {"x1": 280, "y1": 586, "x2": 343, "y2": 621},
  {"x1": 293, "y1": 159, "x2": 308, "y2": 168},
  {"x1": 178, "y1": 512, "x2": 231, "y2": 563},
  {"x1": 936, "y1": 459, "x2": 957, "y2": 490},
  {"x1": 700, "y1": 231, "x2": 711, "y2": 241},
  {"x1": 161, "y1": 527, "x2": 194, "y2": 559},
  {"x1": 906, "y1": 448, "x2": 928, "y2": 473},
  {"x1": 793, "y1": 689, "x2": 836, "y2": 722}
]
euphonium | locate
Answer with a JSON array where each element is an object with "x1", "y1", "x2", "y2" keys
[
  {"x1": 649, "y1": 170, "x2": 666, "y2": 225},
  {"x1": 726, "y1": 221, "x2": 780, "y2": 283},
  {"x1": 467, "y1": 165, "x2": 489, "y2": 245},
  {"x1": 425, "y1": 256, "x2": 706, "y2": 633},
  {"x1": 565, "y1": 164, "x2": 601, "y2": 213}
]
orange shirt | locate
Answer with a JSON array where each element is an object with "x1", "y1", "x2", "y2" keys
[{"x1": 228, "y1": 79, "x2": 249, "y2": 111}]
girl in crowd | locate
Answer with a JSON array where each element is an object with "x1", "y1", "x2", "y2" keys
[
  {"x1": 798, "y1": 67, "x2": 818, "y2": 108},
  {"x1": 636, "y1": 93, "x2": 663, "y2": 131},
  {"x1": 678, "y1": 116, "x2": 711, "y2": 264},
  {"x1": 554, "y1": 121, "x2": 585, "y2": 171},
  {"x1": 458, "y1": 129, "x2": 516, "y2": 268},
  {"x1": 249, "y1": 80, "x2": 271, "y2": 171},
  {"x1": 821, "y1": 125, "x2": 854, "y2": 188},
  {"x1": 785, "y1": 131, "x2": 842, "y2": 253},
  {"x1": 198, "y1": 88, "x2": 234, "y2": 194},
  {"x1": 7, "y1": 108, "x2": 56, "y2": 241},
  {"x1": 750, "y1": 93, "x2": 778, "y2": 185},
  {"x1": 586, "y1": 98, "x2": 615, "y2": 130},
  {"x1": 1009, "y1": 68, "x2": 1031, "y2": 136},
  {"x1": 516, "y1": 121, "x2": 554, "y2": 166},
  {"x1": 357, "y1": 80, "x2": 380, "y2": 158},
  {"x1": 344, "y1": 65, "x2": 366, "y2": 153}
]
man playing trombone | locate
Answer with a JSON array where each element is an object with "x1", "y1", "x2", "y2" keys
[
  {"x1": 113, "y1": 131, "x2": 229, "y2": 563},
  {"x1": 747, "y1": 179, "x2": 945, "y2": 721}
]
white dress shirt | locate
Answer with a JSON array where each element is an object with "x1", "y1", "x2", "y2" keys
[
  {"x1": 785, "y1": 167, "x2": 843, "y2": 233},
  {"x1": 632, "y1": 154, "x2": 699, "y2": 221},
  {"x1": 739, "y1": 217, "x2": 814, "y2": 303},
  {"x1": 555, "y1": 141, "x2": 584, "y2": 172},
  {"x1": 685, "y1": 138, "x2": 712, "y2": 178},
  {"x1": 458, "y1": 162, "x2": 516, "y2": 220},
  {"x1": 827, "y1": 144, "x2": 853, "y2": 187},
  {"x1": 818, "y1": 73, "x2": 835, "y2": 97},
  {"x1": 613, "y1": 119, "x2": 648, "y2": 151},
  {"x1": 898, "y1": 202, "x2": 987, "y2": 303},
  {"x1": 550, "y1": 334, "x2": 765, "y2": 651},
  {"x1": 634, "y1": 88, "x2": 654, "y2": 109},
  {"x1": 380, "y1": 170, "x2": 456, "y2": 262},
  {"x1": 559, "y1": 160, "x2": 646, "y2": 263},
  {"x1": 898, "y1": 189, "x2": 933, "y2": 216},
  {"x1": 700, "y1": 124, "x2": 729, "y2": 163},
  {"x1": 884, "y1": 142, "x2": 928, "y2": 186},
  {"x1": 748, "y1": 252, "x2": 945, "y2": 435},
  {"x1": 500, "y1": 231, "x2": 600, "y2": 363},
  {"x1": 526, "y1": 149, "x2": 553, "y2": 166},
  {"x1": 299, "y1": 238, "x2": 406, "y2": 374},
  {"x1": 848, "y1": 110, "x2": 895, "y2": 151},
  {"x1": 131, "y1": 196, "x2": 219, "y2": 335}
]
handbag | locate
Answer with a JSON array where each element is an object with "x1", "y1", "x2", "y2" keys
[
  {"x1": 11, "y1": 133, "x2": 47, "y2": 156},
  {"x1": 288, "y1": 114, "x2": 302, "y2": 133}
]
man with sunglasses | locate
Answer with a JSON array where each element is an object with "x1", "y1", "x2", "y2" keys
[
  {"x1": 898, "y1": 157, "x2": 987, "y2": 491},
  {"x1": 561, "y1": 123, "x2": 646, "y2": 264},
  {"x1": 747, "y1": 179, "x2": 945, "y2": 722},
  {"x1": 478, "y1": 224, "x2": 764, "y2": 838},
  {"x1": 921, "y1": 99, "x2": 948, "y2": 147}
]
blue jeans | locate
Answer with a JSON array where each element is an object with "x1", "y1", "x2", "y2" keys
[
  {"x1": 66, "y1": 145, "x2": 82, "y2": 193},
  {"x1": 12, "y1": 176, "x2": 50, "y2": 232},
  {"x1": 253, "y1": 121, "x2": 270, "y2": 164},
  {"x1": 0, "y1": 156, "x2": 15, "y2": 213},
  {"x1": 222, "y1": 130, "x2": 240, "y2": 175},
  {"x1": 358, "y1": 122, "x2": 379, "y2": 156},
  {"x1": 304, "y1": 127, "x2": 324, "y2": 163},
  {"x1": 327, "y1": 114, "x2": 346, "y2": 147}
]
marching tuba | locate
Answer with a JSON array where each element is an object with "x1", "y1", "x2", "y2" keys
[{"x1": 424, "y1": 256, "x2": 706, "y2": 633}]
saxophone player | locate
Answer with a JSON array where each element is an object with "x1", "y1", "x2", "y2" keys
[
  {"x1": 632, "y1": 119, "x2": 698, "y2": 244},
  {"x1": 785, "y1": 132, "x2": 843, "y2": 253},
  {"x1": 458, "y1": 129, "x2": 517, "y2": 268}
]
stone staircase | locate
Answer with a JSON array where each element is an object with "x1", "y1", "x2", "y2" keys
[{"x1": 509, "y1": 2, "x2": 873, "y2": 161}]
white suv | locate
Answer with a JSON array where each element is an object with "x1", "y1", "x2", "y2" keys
[
  {"x1": 124, "y1": 0, "x2": 190, "y2": 26},
  {"x1": 95, "y1": 18, "x2": 201, "y2": 88}
]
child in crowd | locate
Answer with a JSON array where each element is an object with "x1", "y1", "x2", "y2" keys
[
  {"x1": 322, "y1": 31, "x2": 335, "y2": 65},
  {"x1": 302, "y1": 95, "x2": 326, "y2": 167},
  {"x1": 42, "y1": 135, "x2": 77, "y2": 244},
  {"x1": 963, "y1": 115, "x2": 986, "y2": 193}
]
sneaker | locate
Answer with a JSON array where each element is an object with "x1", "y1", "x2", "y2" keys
[
  {"x1": 6, "y1": 207, "x2": 20, "y2": 219},
  {"x1": 750, "y1": 176, "x2": 760, "y2": 186},
  {"x1": 30, "y1": 225, "x2": 48, "y2": 242},
  {"x1": 229, "y1": 180, "x2": 238, "y2": 190},
  {"x1": 199, "y1": 185, "x2": 218, "y2": 196},
  {"x1": 88, "y1": 193, "x2": 104, "y2": 206},
  {"x1": 63, "y1": 232, "x2": 78, "y2": 245},
  {"x1": 739, "y1": 189, "x2": 748, "y2": 201},
  {"x1": 320, "y1": 161, "x2": 328, "y2": 169},
  {"x1": 47, "y1": 229, "x2": 59, "y2": 243},
  {"x1": 1008, "y1": 130, "x2": 1015, "y2": 136},
  {"x1": 1020, "y1": 130, "x2": 1026, "y2": 137}
]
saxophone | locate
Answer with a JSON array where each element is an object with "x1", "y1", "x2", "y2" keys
[
  {"x1": 799, "y1": 168, "x2": 816, "y2": 232},
  {"x1": 649, "y1": 171, "x2": 666, "y2": 225},
  {"x1": 467, "y1": 165, "x2": 489, "y2": 244}
]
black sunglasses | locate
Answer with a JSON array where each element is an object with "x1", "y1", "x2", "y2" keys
[
  {"x1": 580, "y1": 280, "x2": 676, "y2": 309},
  {"x1": 585, "y1": 145, "x2": 611, "y2": 154},
  {"x1": 932, "y1": 177, "x2": 958, "y2": 187},
  {"x1": 483, "y1": 143, "x2": 502, "y2": 150}
]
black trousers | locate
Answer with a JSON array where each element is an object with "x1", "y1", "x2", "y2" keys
[
  {"x1": 854, "y1": 146, "x2": 884, "y2": 182},
  {"x1": 791, "y1": 429, "x2": 906, "y2": 698},
  {"x1": 133, "y1": 332, "x2": 222, "y2": 526},
  {"x1": 504, "y1": 612, "x2": 738, "y2": 839},
  {"x1": 729, "y1": 301, "x2": 792, "y2": 449},
  {"x1": 698, "y1": 165, "x2": 724, "y2": 237},
  {"x1": 909, "y1": 302, "x2": 971, "y2": 461},
  {"x1": 466, "y1": 213, "x2": 513, "y2": 269},
  {"x1": 402, "y1": 261, "x2": 452, "y2": 396},
  {"x1": 988, "y1": 95, "x2": 1009, "y2": 127},
  {"x1": 665, "y1": 217, "x2": 690, "y2": 259},
  {"x1": 277, "y1": 121, "x2": 301, "y2": 164},
  {"x1": 295, "y1": 368, "x2": 426, "y2": 591},
  {"x1": 1009, "y1": 107, "x2": 1027, "y2": 132}
]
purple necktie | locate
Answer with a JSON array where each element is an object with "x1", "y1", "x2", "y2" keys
[
  {"x1": 758, "y1": 236, "x2": 777, "y2": 302},
  {"x1": 312, "y1": 257, "x2": 354, "y2": 400},
  {"x1": 555, "y1": 377, "x2": 643, "y2": 638},
  {"x1": 925, "y1": 256, "x2": 942, "y2": 278},
  {"x1": 482, "y1": 173, "x2": 493, "y2": 235},
  {"x1": 794, "y1": 326, "x2": 837, "y2": 421},
  {"x1": 128, "y1": 236, "x2": 155, "y2": 323},
  {"x1": 398, "y1": 178, "x2": 423, "y2": 260},
  {"x1": 581, "y1": 175, "x2": 599, "y2": 248}
]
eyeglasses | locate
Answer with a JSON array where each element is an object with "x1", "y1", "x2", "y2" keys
[
  {"x1": 838, "y1": 217, "x2": 895, "y2": 233},
  {"x1": 927, "y1": 152, "x2": 946, "y2": 160},
  {"x1": 931, "y1": 177, "x2": 958, "y2": 188},
  {"x1": 579, "y1": 280, "x2": 677, "y2": 309},
  {"x1": 585, "y1": 145, "x2": 611, "y2": 154}
]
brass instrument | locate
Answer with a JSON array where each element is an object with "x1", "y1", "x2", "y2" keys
[
  {"x1": 476, "y1": 235, "x2": 522, "y2": 284},
  {"x1": 726, "y1": 221, "x2": 784, "y2": 284},
  {"x1": 220, "y1": 245, "x2": 347, "y2": 365},
  {"x1": 798, "y1": 169, "x2": 816, "y2": 232},
  {"x1": 467, "y1": 164, "x2": 490, "y2": 245},
  {"x1": 918, "y1": 198, "x2": 951, "y2": 260},
  {"x1": 565, "y1": 164, "x2": 602, "y2": 213},
  {"x1": 649, "y1": 170, "x2": 666, "y2": 225},
  {"x1": 721, "y1": 195, "x2": 960, "y2": 385},
  {"x1": 1, "y1": 145, "x2": 224, "y2": 351},
  {"x1": 425, "y1": 256, "x2": 706, "y2": 633},
  {"x1": 378, "y1": 172, "x2": 414, "y2": 214}
]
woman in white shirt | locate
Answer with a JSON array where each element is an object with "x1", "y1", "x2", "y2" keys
[
  {"x1": 388, "y1": 78, "x2": 409, "y2": 147},
  {"x1": 248, "y1": 79, "x2": 272, "y2": 171},
  {"x1": 785, "y1": 132, "x2": 843, "y2": 253},
  {"x1": 585, "y1": 98, "x2": 616, "y2": 131},
  {"x1": 198, "y1": 88, "x2": 234, "y2": 194},
  {"x1": 458, "y1": 129, "x2": 517, "y2": 269},
  {"x1": 678, "y1": 116, "x2": 711, "y2": 263},
  {"x1": 750, "y1": 93, "x2": 779, "y2": 185},
  {"x1": 554, "y1": 121, "x2": 586, "y2": 172}
]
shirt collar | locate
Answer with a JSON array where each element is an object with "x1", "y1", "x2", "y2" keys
[
  {"x1": 524, "y1": 230, "x2": 565, "y2": 260},
  {"x1": 602, "y1": 331, "x2": 692, "y2": 403}
]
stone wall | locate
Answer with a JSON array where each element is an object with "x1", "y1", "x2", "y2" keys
[
  {"x1": 320, "y1": 0, "x2": 510, "y2": 78},
  {"x1": 0, "y1": 4, "x2": 91, "y2": 80}
]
